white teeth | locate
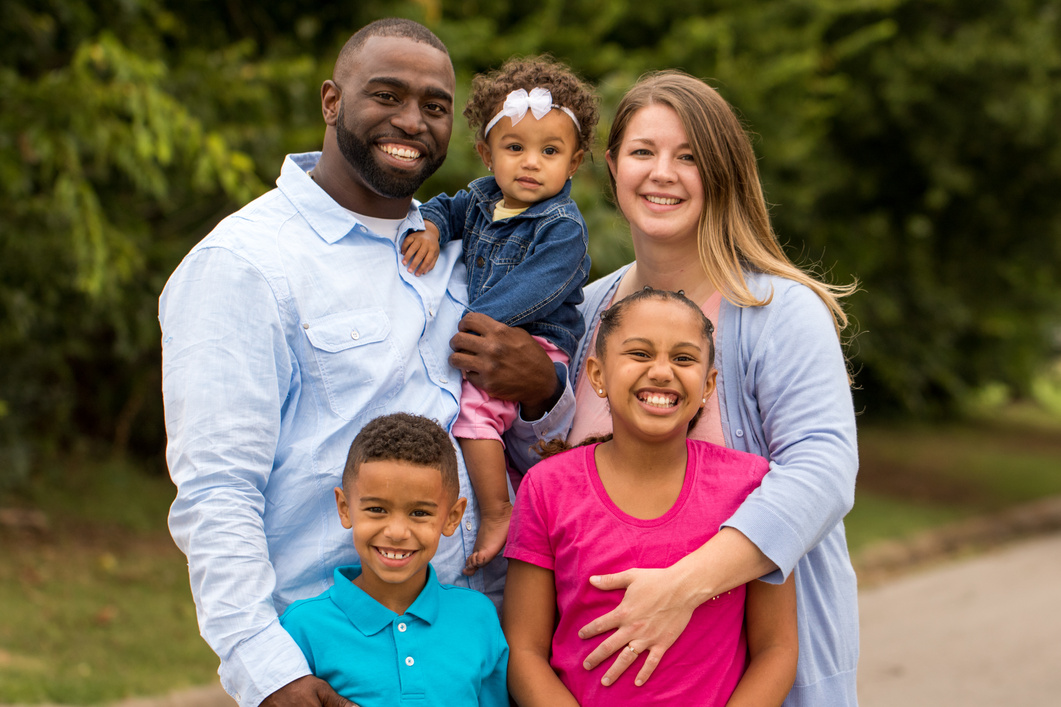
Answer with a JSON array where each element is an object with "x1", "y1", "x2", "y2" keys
[
  {"x1": 645, "y1": 195, "x2": 680, "y2": 205},
  {"x1": 379, "y1": 549, "x2": 412, "y2": 559},
  {"x1": 640, "y1": 393, "x2": 677, "y2": 408},
  {"x1": 380, "y1": 145, "x2": 421, "y2": 160}
]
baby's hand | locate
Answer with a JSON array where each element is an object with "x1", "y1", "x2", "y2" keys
[{"x1": 401, "y1": 222, "x2": 441, "y2": 276}]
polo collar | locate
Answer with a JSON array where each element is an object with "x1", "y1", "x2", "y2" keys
[{"x1": 328, "y1": 564, "x2": 441, "y2": 636}]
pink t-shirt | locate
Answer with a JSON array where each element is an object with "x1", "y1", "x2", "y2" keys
[
  {"x1": 506, "y1": 440, "x2": 769, "y2": 705},
  {"x1": 568, "y1": 290, "x2": 724, "y2": 446}
]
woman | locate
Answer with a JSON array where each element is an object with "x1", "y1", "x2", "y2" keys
[{"x1": 502, "y1": 70, "x2": 859, "y2": 705}]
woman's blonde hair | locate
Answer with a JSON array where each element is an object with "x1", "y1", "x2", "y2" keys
[{"x1": 606, "y1": 70, "x2": 855, "y2": 335}]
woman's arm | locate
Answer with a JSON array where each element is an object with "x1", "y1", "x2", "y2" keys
[
  {"x1": 502, "y1": 560, "x2": 579, "y2": 707},
  {"x1": 726, "y1": 575, "x2": 798, "y2": 707},
  {"x1": 578, "y1": 527, "x2": 776, "y2": 685}
]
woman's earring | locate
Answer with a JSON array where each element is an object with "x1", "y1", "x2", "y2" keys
[{"x1": 598, "y1": 388, "x2": 605, "y2": 395}]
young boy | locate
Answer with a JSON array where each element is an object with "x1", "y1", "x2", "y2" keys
[{"x1": 279, "y1": 413, "x2": 509, "y2": 706}]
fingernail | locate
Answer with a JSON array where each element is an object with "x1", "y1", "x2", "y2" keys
[
  {"x1": 578, "y1": 631, "x2": 586, "y2": 639},
  {"x1": 590, "y1": 575, "x2": 600, "y2": 583},
  {"x1": 635, "y1": 679, "x2": 643, "y2": 687},
  {"x1": 583, "y1": 661, "x2": 591, "y2": 669},
  {"x1": 601, "y1": 677, "x2": 611, "y2": 686}
]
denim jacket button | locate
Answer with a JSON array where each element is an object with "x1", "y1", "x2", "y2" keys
[{"x1": 475, "y1": 256, "x2": 485, "y2": 267}]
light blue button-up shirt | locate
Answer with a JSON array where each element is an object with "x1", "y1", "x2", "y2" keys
[
  {"x1": 160, "y1": 153, "x2": 523, "y2": 707},
  {"x1": 280, "y1": 564, "x2": 508, "y2": 706}
]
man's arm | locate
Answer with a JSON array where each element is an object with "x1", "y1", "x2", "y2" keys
[{"x1": 162, "y1": 247, "x2": 313, "y2": 707}]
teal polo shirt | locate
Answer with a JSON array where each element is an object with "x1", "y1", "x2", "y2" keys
[{"x1": 280, "y1": 564, "x2": 508, "y2": 706}]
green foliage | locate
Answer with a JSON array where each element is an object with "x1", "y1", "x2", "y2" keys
[{"x1": 1, "y1": 0, "x2": 1060, "y2": 487}]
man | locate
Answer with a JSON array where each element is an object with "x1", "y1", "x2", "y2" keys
[{"x1": 160, "y1": 19, "x2": 560, "y2": 707}]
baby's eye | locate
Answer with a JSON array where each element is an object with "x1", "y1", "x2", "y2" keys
[
  {"x1": 505, "y1": 143, "x2": 524, "y2": 153},
  {"x1": 364, "y1": 506, "x2": 386, "y2": 514},
  {"x1": 543, "y1": 146, "x2": 559, "y2": 156}
]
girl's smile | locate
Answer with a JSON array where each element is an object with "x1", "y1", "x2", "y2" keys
[{"x1": 587, "y1": 297, "x2": 716, "y2": 444}]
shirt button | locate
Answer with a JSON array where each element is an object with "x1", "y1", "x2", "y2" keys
[
  {"x1": 735, "y1": 429, "x2": 744, "y2": 438},
  {"x1": 465, "y1": 521, "x2": 472, "y2": 531},
  {"x1": 440, "y1": 376, "x2": 448, "y2": 384},
  {"x1": 428, "y1": 307, "x2": 435, "y2": 317},
  {"x1": 476, "y1": 256, "x2": 485, "y2": 267},
  {"x1": 405, "y1": 656, "x2": 414, "y2": 666},
  {"x1": 350, "y1": 330, "x2": 359, "y2": 340},
  {"x1": 302, "y1": 323, "x2": 309, "y2": 330},
  {"x1": 398, "y1": 622, "x2": 407, "y2": 632}
]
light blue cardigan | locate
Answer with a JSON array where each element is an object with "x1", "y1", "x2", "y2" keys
[{"x1": 513, "y1": 264, "x2": 860, "y2": 706}]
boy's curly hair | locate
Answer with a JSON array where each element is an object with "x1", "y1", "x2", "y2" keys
[
  {"x1": 464, "y1": 56, "x2": 599, "y2": 153},
  {"x1": 344, "y1": 413, "x2": 459, "y2": 499}
]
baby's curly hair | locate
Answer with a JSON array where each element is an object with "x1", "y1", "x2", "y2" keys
[{"x1": 464, "y1": 56, "x2": 599, "y2": 153}]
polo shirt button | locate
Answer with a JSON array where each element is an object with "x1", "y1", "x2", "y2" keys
[
  {"x1": 735, "y1": 429, "x2": 744, "y2": 438},
  {"x1": 398, "y1": 622, "x2": 407, "y2": 632},
  {"x1": 405, "y1": 656, "x2": 414, "y2": 666},
  {"x1": 476, "y1": 256, "x2": 485, "y2": 267}
]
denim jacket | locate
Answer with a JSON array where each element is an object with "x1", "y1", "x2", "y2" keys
[{"x1": 419, "y1": 176, "x2": 589, "y2": 358}]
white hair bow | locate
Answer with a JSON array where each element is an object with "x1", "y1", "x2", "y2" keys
[{"x1": 484, "y1": 87, "x2": 581, "y2": 137}]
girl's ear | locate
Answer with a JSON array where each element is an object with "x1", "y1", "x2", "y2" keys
[
  {"x1": 605, "y1": 149, "x2": 616, "y2": 178},
  {"x1": 568, "y1": 149, "x2": 585, "y2": 177},
  {"x1": 586, "y1": 356, "x2": 607, "y2": 398},
  {"x1": 475, "y1": 141, "x2": 493, "y2": 172},
  {"x1": 701, "y1": 368, "x2": 718, "y2": 406}
]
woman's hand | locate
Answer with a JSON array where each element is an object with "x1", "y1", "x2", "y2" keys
[{"x1": 577, "y1": 566, "x2": 698, "y2": 687}]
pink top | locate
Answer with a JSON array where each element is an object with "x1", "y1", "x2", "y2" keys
[
  {"x1": 506, "y1": 440, "x2": 769, "y2": 705},
  {"x1": 568, "y1": 290, "x2": 724, "y2": 446}
]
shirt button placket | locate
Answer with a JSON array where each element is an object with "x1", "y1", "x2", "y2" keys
[{"x1": 395, "y1": 616, "x2": 425, "y2": 698}]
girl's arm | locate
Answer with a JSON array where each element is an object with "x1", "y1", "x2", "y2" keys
[
  {"x1": 502, "y1": 559, "x2": 579, "y2": 707},
  {"x1": 726, "y1": 575, "x2": 798, "y2": 707}
]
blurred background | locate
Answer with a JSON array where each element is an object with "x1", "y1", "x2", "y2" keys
[{"x1": 1, "y1": 0, "x2": 1059, "y2": 702}]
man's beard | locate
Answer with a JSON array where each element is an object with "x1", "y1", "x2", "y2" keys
[{"x1": 335, "y1": 102, "x2": 446, "y2": 199}]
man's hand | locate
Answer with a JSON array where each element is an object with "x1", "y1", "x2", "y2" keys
[
  {"x1": 260, "y1": 676, "x2": 357, "y2": 707},
  {"x1": 449, "y1": 313, "x2": 559, "y2": 419},
  {"x1": 400, "y1": 222, "x2": 441, "y2": 276}
]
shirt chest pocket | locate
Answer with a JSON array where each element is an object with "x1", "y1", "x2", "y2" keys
[{"x1": 303, "y1": 308, "x2": 402, "y2": 421}]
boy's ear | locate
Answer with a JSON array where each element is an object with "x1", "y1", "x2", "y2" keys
[
  {"x1": 441, "y1": 496, "x2": 468, "y2": 538},
  {"x1": 334, "y1": 486, "x2": 353, "y2": 529},
  {"x1": 585, "y1": 356, "x2": 607, "y2": 398},
  {"x1": 475, "y1": 141, "x2": 493, "y2": 172}
]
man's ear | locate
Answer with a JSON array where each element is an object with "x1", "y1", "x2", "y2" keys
[
  {"x1": 321, "y1": 80, "x2": 341, "y2": 125},
  {"x1": 441, "y1": 496, "x2": 469, "y2": 537}
]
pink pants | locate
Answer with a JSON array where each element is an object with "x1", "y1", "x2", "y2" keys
[{"x1": 452, "y1": 336, "x2": 567, "y2": 444}]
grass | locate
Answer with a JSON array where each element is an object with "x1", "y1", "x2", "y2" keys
[
  {"x1": 1, "y1": 406, "x2": 1059, "y2": 704},
  {"x1": 0, "y1": 455, "x2": 218, "y2": 705}
]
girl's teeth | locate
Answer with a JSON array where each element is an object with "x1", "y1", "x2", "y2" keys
[
  {"x1": 645, "y1": 195, "x2": 680, "y2": 205},
  {"x1": 642, "y1": 393, "x2": 676, "y2": 408}
]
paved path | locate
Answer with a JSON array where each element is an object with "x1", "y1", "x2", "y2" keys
[{"x1": 858, "y1": 530, "x2": 1061, "y2": 706}]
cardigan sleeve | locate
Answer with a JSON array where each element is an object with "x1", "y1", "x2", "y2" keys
[{"x1": 721, "y1": 279, "x2": 858, "y2": 580}]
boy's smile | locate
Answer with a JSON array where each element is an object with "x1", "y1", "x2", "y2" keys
[{"x1": 335, "y1": 459, "x2": 466, "y2": 614}]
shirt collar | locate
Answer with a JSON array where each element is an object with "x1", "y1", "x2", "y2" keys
[
  {"x1": 328, "y1": 564, "x2": 441, "y2": 635},
  {"x1": 277, "y1": 152, "x2": 425, "y2": 245}
]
